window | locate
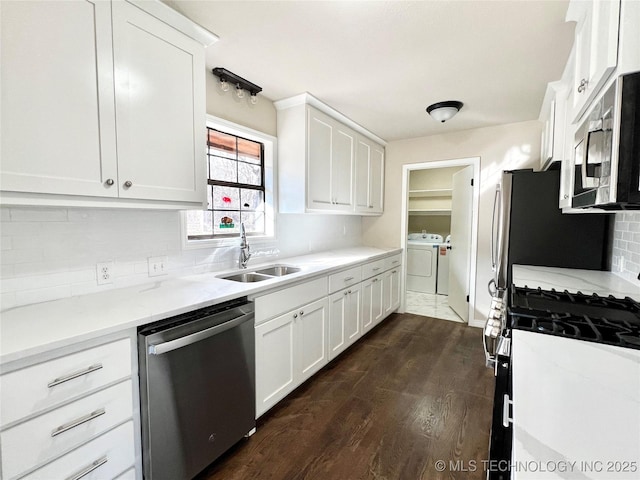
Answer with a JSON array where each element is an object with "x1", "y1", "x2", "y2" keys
[{"x1": 185, "y1": 116, "x2": 275, "y2": 246}]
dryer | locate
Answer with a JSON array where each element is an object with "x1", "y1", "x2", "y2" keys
[{"x1": 406, "y1": 233, "x2": 442, "y2": 294}]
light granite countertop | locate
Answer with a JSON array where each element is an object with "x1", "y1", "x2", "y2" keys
[
  {"x1": 512, "y1": 265, "x2": 640, "y2": 301},
  {"x1": 0, "y1": 247, "x2": 401, "y2": 365}
]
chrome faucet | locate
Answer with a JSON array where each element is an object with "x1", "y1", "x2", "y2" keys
[{"x1": 239, "y1": 223, "x2": 252, "y2": 269}]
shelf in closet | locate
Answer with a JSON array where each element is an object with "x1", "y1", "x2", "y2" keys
[
  {"x1": 408, "y1": 188, "x2": 452, "y2": 198},
  {"x1": 408, "y1": 209, "x2": 452, "y2": 216}
]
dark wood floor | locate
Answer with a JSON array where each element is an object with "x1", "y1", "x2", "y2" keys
[{"x1": 198, "y1": 313, "x2": 495, "y2": 480}]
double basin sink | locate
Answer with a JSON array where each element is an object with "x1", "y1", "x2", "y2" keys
[{"x1": 219, "y1": 265, "x2": 301, "y2": 283}]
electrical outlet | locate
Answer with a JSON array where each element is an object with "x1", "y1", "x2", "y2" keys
[
  {"x1": 96, "y1": 261, "x2": 113, "y2": 285},
  {"x1": 148, "y1": 256, "x2": 168, "y2": 277}
]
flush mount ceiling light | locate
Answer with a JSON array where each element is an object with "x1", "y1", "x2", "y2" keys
[
  {"x1": 426, "y1": 100, "x2": 464, "y2": 123},
  {"x1": 212, "y1": 67, "x2": 262, "y2": 105}
]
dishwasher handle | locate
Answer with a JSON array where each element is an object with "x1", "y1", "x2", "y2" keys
[{"x1": 148, "y1": 311, "x2": 253, "y2": 355}]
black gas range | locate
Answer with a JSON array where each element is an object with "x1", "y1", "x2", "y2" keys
[{"x1": 508, "y1": 286, "x2": 640, "y2": 349}]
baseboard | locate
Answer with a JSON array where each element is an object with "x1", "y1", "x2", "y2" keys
[{"x1": 468, "y1": 318, "x2": 484, "y2": 328}]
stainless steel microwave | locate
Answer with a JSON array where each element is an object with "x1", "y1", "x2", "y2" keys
[{"x1": 572, "y1": 71, "x2": 640, "y2": 210}]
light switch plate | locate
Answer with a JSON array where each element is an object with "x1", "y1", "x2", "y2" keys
[{"x1": 148, "y1": 256, "x2": 168, "y2": 277}]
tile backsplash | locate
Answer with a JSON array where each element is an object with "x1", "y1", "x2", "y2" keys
[
  {"x1": 611, "y1": 211, "x2": 640, "y2": 284},
  {"x1": 0, "y1": 207, "x2": 362, "y2": 310}
]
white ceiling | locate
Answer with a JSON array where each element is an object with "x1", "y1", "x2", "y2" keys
[{"x1": 165, "y1": 0, "x2": 574, "y2": 142}]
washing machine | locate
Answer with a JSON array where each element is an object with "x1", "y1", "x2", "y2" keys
[
  {"x1": 436, "y1": 235, "x2": 451, "y2": 295},
  {"x1": 406, "y1": 233, "x2": 442, "y2": 294}
]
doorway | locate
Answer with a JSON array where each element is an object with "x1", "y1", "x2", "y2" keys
[{"x1": 399, "y1": 157, "x2": 480, "y2": 324}]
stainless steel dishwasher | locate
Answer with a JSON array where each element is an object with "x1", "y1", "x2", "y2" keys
[{"x1": 138, "y1": 297, "x2": 255, "y2": 480}]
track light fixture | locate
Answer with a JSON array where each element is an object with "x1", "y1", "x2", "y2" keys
[
  {"x1": 426, "y1": 100, "x2": 464, "y2": 123},
  {"x1": 212, "y1": 67, "x2": 262, "y2": 105}
]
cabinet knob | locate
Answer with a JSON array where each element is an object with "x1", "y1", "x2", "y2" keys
[
  {"x1": 577, "y1": 78, "x2": 588, "y2": 93},
  {"x1": 344, "y1": 291, "x2": 348, "y2": 296},
  {"x1": 123, "y1": 180, "x2": 133, "y2": 188},
  {"x1": 105, "y1": 179, "x2": 114, "y2": 186},
  {"x1": 563, "y1": 194, "x2": 569, "y2": 199},
  {"x1": 299, "y1": 310, "x2": 304, "y2": 315},
  {"x1": 293, "y1": 313, "x2": 298, "y2": 319},
  {"x1": 348, "y1": 290, "x2": 352, "y2": 294}
]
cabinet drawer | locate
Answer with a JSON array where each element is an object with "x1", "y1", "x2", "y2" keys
[
  {"x1": 21, "y1": 421, "x2": 135, "y2": 480},
  {"x1": 114, "y1": 467, "x2": 137, "y2": 480},
  {"x1": 361, "y1": 259, "x2": 385, "y2": 280},
  {"x1": 254, "y1": 277, "x2": 328, "y2": 324},
  {"x1": 328, "y1": 266, "x2": 362, "y2": 293},
  {"x1": 1, "y1": 380, "x2": 133, "y2": 479},
  {"x1": 385, "y1": 254, "x2": 402, "y2": 271},
  {"x1": 1, "y1": 338, "x2": 132, "y2": 427}
]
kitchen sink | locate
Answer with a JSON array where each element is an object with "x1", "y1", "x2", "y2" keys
[
  {"x1": 219, "y1": 272, "x2": 274, "y2": 283},
  {"x1": 218, "y1": 264, "x2": 302, "y2": 283},
  {"x1": 253, "y1": 265, "x2": 301, "y2": 277}
]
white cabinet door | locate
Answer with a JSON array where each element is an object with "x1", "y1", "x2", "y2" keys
[
  {"x1": 329, "y1": 287, "x2": 361, "y2": 360},
  {"x1": 344, "y1": 284, "x2": 362, "y2": 346},
  {"x1": 362, "y1": 275, "x2": 385, "y2": 332},
  {"x1": 255, "y1": 311, "x2": 296, "y2": 417},
  {"x1": 0, "y1": 0, "x2": 118, "y2": 197},
  {"x1": 332, "y1": 123, "x2": 355, "y2": 210},
  {"x1": 328, "y1": 290, "x2": 348, "y2": 360},
  {"x1": 112, "y1": 1, "x2": 206, "y2": 203},
  {"x1": 296, "y1": 297, "x2": 329, "y2": 383},
  {"x1": 307, "y1": 108, "x2": 334, "y2": 209},
  {"x1": 354, "y1": 136, "x2": 384, "y2": 214},
  {"x1": 570, "y1": 0, "x2": 620, "y2": 121},
  {"x1": 383, "y1": 268, "x2": 401, "y2": 317},
  {"x1": 369, "y1": 144, "x2": 385, "y2": 213}
]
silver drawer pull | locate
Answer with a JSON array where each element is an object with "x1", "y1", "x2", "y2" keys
[
  {"x1": 344, "y1": 276, "x2": 354, "y2": 281},
  {"x1": 392, "y1": 270, "x2": 397, "y2": 274},
  {"x1": 48, "y1": 364, "x2": 103, "y2": 388},
  {"x1": 392, "y1": 260, "x2": 399, "y2": 264},
  {"x1": 372, "y1": 267, "x2": 380, "y2": 271},
  {"x1": 51, "y1": 408, "x2": 106, "y2": 437},
  {"x1": 372, "y1": 278, "x2": 379, "y2": 283},
  {"x1": 66, "y1": 456, "x2": 108, "y2": 480}
]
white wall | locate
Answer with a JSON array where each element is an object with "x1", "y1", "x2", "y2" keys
[
  {"x1": 0, "y1": 207, "x2": 361, "y2": 309},
  {"x1": 362, "y1": 120, "x2": 543, "y2": 324},
  {"x1": 612, "y1": 211, "x2": 640, "y2": 285}
]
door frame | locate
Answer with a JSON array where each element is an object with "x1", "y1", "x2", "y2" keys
[{"x1": 399, "y1": 157, "x2": 481, "y2": 325}]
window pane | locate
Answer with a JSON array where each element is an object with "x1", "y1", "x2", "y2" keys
[
  {"x1": 240, "y1": 189, "x2": 264, "y2": 211},
  {"x1": 208, "y1": 130, "x2": 236, "y2": 160},
  {"x1": 186, "y1": 210, "x2": 213, "y2": 237},
  {"x1": 210, "y1": 156, "x2": 237, "y2": 183},
  {"x1": 241, "y1": 211, "x2": 265, "y2": 234},
  {"x1": 238, "y1": 162, "x2": 262, "y2": 186},
  {"x1": 237, "y1": 137, "x2": 261, "y2": 164},
  {"x1": 212, "y1": 186, "x2": 240, "y2": 210},
  {"x1": 213, "y1": 211, "x2": 240, "y2": 236}
]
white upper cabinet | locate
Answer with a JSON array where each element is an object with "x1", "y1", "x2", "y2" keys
[
  {"x1": 0, "y1": 0, "x2": 118, "y2": 198},
  {"x1": 112, "y1": 1, "x2": 206, "y2": 203},
  {"x1": 275, "y1": 93, "x2": 385, "y2": 215},
  {"x1": 567, "y1": 0, "x2": 621, "y2": 122},
  {"x1": 355, "y1": 135, "x2": 384, "y2": 214},
  {"x1": 306, "y1": 108, "x2": 355, "y2": 212},
  {"x1": 0, "y1": 0, "x2": 216, "y2": 208}
]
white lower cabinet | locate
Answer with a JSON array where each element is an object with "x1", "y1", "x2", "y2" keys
[
  {"x1": 255, "y1": 297, "x2": 329, "y2": 417},
  {"x1": 328, "y1": 285, "x2": 362, "y2": 360},
  {"x1": 383, "y1": 267, "x2": 401, "y2": 316},
  {"x1": 21, "y1": 421, "x2": 135, "y2": 480},
  {"x1": 0, "y1": 335, "x2": 139, "y2": 480},
  {"x1": 362, "y1": 274, "x2": 384, "y2": 332},
  {"x1": 254, "y1": 253, "x2": 402, "y2": 418}
]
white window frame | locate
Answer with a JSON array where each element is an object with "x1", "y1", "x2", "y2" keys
[{"x1": 182, "y1": 115, "x2": 277, "y2": 249}]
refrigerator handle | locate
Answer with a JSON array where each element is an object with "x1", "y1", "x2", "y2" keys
[{"x1": 491, "y1": 184, "x2": 501, "y2": 271}]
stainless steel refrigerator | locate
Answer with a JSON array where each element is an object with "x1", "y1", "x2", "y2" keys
[{"x1": 490, "y1": 168, "x2": 612, "y2": 294}]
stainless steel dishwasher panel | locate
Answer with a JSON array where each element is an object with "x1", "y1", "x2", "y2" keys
[{"x1": 138, "y1": 299, "x2": 255, "y2": 480}]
